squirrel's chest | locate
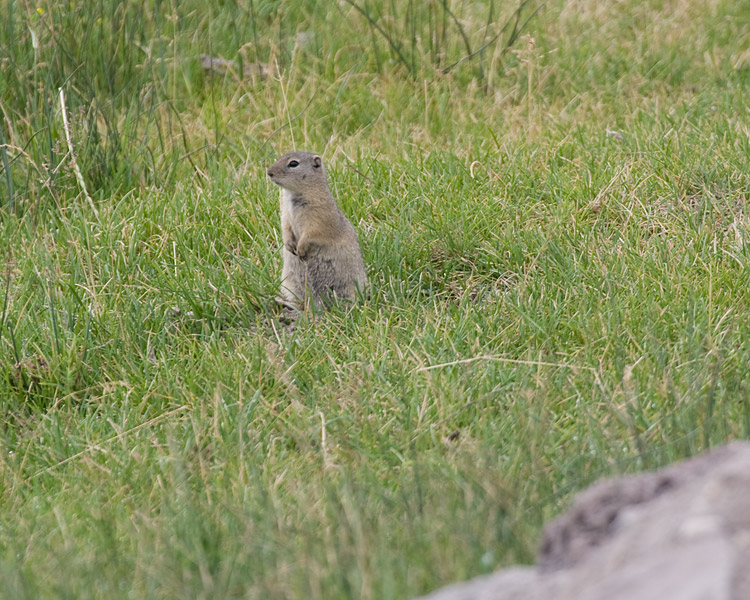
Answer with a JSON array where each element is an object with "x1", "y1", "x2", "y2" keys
[
  {"x1": 280, "y1": 189, "x2": 299, "y2": 227},
  {"x1": 281, "y1": 189, "x2": 313, "y2": 234}
]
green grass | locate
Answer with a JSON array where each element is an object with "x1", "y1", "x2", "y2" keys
[{"x1": 2, "y1": 0, "x2": 750, "y2": 598}]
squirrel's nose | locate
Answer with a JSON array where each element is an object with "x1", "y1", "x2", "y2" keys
[{"x1": 267, "y1": 169, "x2": 275, "y2": 178}]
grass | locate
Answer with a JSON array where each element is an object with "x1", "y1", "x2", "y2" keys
[{"x1": 1, "y1": 0, "x2": 750, "y2": 598}]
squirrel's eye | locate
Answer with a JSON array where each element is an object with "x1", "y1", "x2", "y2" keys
[{"x1": 288, "y1": 160, "x2": 299, "y2": 168}]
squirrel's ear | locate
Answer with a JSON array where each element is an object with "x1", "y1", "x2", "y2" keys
[{"x1": 312, "y1": 155, "x2": 322, "y2": 168}]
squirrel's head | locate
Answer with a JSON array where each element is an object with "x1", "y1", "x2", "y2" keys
[{"x1": 267, "y1": 152, "x2": 327, "y2": 193}]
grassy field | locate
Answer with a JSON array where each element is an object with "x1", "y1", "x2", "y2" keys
[{"x1": 1, "y1": 0, "x2": 750, "y2": 597}]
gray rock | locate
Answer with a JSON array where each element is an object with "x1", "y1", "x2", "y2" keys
[{"x1": 417, "y1": 442, "x2": 750, "y2": 600}]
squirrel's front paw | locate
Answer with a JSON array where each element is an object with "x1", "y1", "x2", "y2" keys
[
  {"x1": 295, "y1": 242, "x2": 311, "y2": 259},
  {"x1": 285, "y1": 240, "x2": 298, "y2": 256}
]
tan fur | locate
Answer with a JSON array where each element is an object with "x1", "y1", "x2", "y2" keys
[{"x1": 267, "y1": 151, "x2": 368, "y2": 309}]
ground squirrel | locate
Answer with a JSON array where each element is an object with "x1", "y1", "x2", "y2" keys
[{"x1": 267, "y1": 151, "x2": 368, "y2": 309}]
